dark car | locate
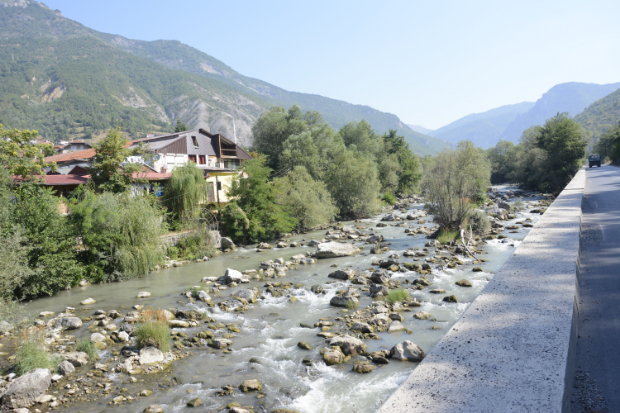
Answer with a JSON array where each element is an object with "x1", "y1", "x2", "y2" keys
[{"x1": 588, "y1": 154, "x2": 601, "y2": 168}]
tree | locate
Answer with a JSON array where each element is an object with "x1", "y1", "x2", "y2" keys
[
  {"x1": 0, "y1": 124, "x2": 55, "y2": 178},
  {"x1": 275, "y1": 166, "x2": 338, "y2": 230},
  {"x1": 536, "y1": 113, "x2": 586, "y2": 193},
  {"x1": 593, "y1": 121, "x2": 620, "y2": 163},
  {"x1": 88, "y1": 127, "x2": 141, "y2": 193},
  {"x1": 251, "y1": 105, "x2": 309, "y2": 169},
  {"x1": 174, "y1": 120, "x2": 188, "y2": 133},
  {"x1": 486, "y1": 140, "x2": 517, "y2": 184},
  {"x1": 70, "y1": 191, "x2": 165, "y2": 281},
  {"x1": 164, "y1": 162, "x2": 207, "y2": 222},
  {"x1": 11, "y1": 184, "x2": 83, "y2": 298},
  {"x1": 224, "y1": 156, "x2": 297, "y2": 242},
  {"x1": 381, "y1": 130, "x2": 421, "y2": 195},
  {"x1": 326, "y1": 149, "x2": 381, "y2": 218},
  {"x1": 422, "y1": 141, "x2": 491, "y2": 230}
]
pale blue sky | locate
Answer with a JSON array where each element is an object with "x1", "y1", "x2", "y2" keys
[{"x1": 43, "y1": 0, "x2": 620, "y2": 129}]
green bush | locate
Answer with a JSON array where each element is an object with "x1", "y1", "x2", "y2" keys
[
  {"x1": 135, "y1": 321, "x2": 171, "y2": 353},
  {"x1": 167, "y1": 246, "x2": 179, "y2": 260},
  {"x1": 14, "y1": 328, "x2": 59, "y2": 376},
  {"x1": 76, "y1": 339, "x2": 99, "y2": 362},
  {"x1": 381, "y1": 192, "x2": 397, "y2": 206},
  {"x1": 386, "y1": 288, "x2": 409, "y2": 304},
  {"x1": 436, "y1": 229, "x2": 460, "y2": 244},
  {"x1": 465, "y1": 210, "x2": 491, "y2": 235}
]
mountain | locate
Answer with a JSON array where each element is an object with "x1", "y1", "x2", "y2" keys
[
  {"x1": 498, "y1": 82, "x2": 620, "y2": 143},
  {"x1": 406, "y1": 124, "x2": 433, "y2": 135},
  {"x1": 428, "y1": 102, "x2": 534, "y2": 149},
  {"x1": 0, "y1": 0, "x2": 450, "y2": 155},
  {"x1": 574, "y1": 88, "x2": 620, "y2": 141}
]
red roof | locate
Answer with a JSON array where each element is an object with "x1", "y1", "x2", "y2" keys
[
  {"x1": 13, "y1": 174, "x2": 90, "y2": 186},
  {"x1": 132, "y1": 172, "x2": 172, "y2": 181},
  {"x1": 44, "y1": 140, "x2": 137, "y2": 163}
]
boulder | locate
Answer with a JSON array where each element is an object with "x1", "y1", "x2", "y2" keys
[
  {"x1": 353, "y1": 363, "x2": 377, "y2": 373},
  {"x1": 221, "y1": 237, "x2": 236, "y2": 250},
  {"x1": 220, "y1": 268, "x2": 247, "y2": 285},
  {"x1": 0, "y1": 368, "x2": 51, "y2": 408},
  {"x1": 139, "y1": 347, "x2": 164, "y2": 365},
  {"x1": 144, "y1": 406, "x2": 165, "y2": 413},
  {"x1": 351, "y1": 322, "x2": 373, "y2": 333},
  {"x1": 239, "y1": 379, "x2": 262, "y2": 392},
  {"x1": 328, "y1": 269, "x2": 355, "y2": 280},
  {"x1": 209, "y1": 338, "x2": 232, "y2": 349},
  {"x1": 329, "y1": 296, "x2": 358, "y2": 308},
  {"x1": 90, "y1": 333, "x2": 106, "y2": 343},
  {"x1": 443, "y1": 295, "x2": 458, "y2": 303},
  {"x1": 322, "y1": 347, "x2": 344, "y2": 365},
  {"x1": 196, "y1": 290, "x2": 211, "y2": 302},
  {"x1": 370, "y1": 270, "x2": 390, "y2": 284},
  {"x1": 370, "y1": 283, "x2": 389, "y2": 297},
  {"x1": 413, "y1": 311, "x2": 430, "y2": 320},
  {"x1": 390, "y1": 340, "x2": 425, "y2": 362},
  {"x1": 58, "y1": 360, "x2": 75, "y2": 376},
  {"x1": 50, "y1": 316, "x2": 82, "y2": 331},
  {"x1": 328, "y1": 335, "x2": 367, "y2": 356},
  {"x1": 137, "y1": 291, "x2": 151, "y2": 298},
  {"x1": 316, "y1": 242, "x2": 360, "y2": 258},
  {"x1": 456, "y1": 279, "x2": 472, "y2": 287},
  {"x1": 64, "y1": 351, "x2": 89, "y2": 367},
  {"x1": 232, "y1": 289, "x2": 256, "y2": 303},
  {"x1": 310, "y1": 285, "x2": 323, "y2": 294},
  {"x1": 117, "y1": 331, "x2": 130, "y2": 342},
  {"x1": 387, "y1": 321, "x2": 406, "y2": 333},
  {"x1": 80, "y1": 298, "x2": 96, "y2": 305},
  {"x1": 351, "y1": 275, "x2": 369, "y2": 285}
]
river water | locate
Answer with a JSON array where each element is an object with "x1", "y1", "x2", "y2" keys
[{"x1": 22, "y1": 189, "x2": 542, "y2": 413}]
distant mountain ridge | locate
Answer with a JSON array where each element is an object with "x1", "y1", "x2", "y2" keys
[
  {"x1": 0, "y1": 0, "x2": 450, "y2": 155},
  {"x1": 406, "y1": 124, "x2": 434, "y2": 135},
  {"x1": 428, "y1": 102, "x2": 534, "y2": 148},
  {"x1": 499, "y1": 82, "x2": 620, "y2": 143}
]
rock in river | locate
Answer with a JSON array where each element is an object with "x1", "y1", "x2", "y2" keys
[
  {"x1": 58, "y1": 360, "x2": 75, "y2": 376},
  {"x1": 49, "y1": 316, "x2": 82, "y2": 331},
  {"x1": 64, "y1": 351, "x2": 90, "y2": 367},
  {"x1": 139, "y1": 347, "x2": 164, "y2": 365},
  {"x1": 330, "y1": 295, "x2": 359, "y2": 308},
  {"x1": 220, "y1": 268, "x2": 247, "y2": 285},
  {"x1": 239, "y1": 379, "x2": 262, "y2": 392},
  {"x1": 316, "y1": 242, "x2": 361, "y2": 258},
  {"x1": 322, "y1": 347, "x2": 344, "y2": 365},
  {"x1": 137, "y1": 291, "x2": 151, "y2": 298},
  {"x1": 390, "y1": 340, "x2": 425, "y2": 362},
  {"x1": 328, "y1": 335, "x2": 367, "y2": 356},
  {"x1": 0, "y1": 368, "x2": 51, "y2": 408},
  {"x1": 328, "y1": 269, "x2": 355, "y2": 280},
  {"x1": 80, "y1": 297, "x2": 96, "y2": 305}
]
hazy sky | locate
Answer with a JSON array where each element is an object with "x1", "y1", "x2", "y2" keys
[{"x1": 43, "y1": 0, "x2": 620, "y2": 129}]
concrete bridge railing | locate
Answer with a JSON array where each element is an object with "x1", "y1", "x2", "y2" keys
[{"x1": 378, "y1": 169, "x2": 586, "y2": 413}]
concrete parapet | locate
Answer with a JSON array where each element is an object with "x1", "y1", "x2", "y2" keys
[{"x1": 378, "y1": 169, "x2": 586, "y2": 413}]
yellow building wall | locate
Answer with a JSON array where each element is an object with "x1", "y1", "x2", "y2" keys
[{"x1": 205, "y1": 172, "x2": 236, "y2": 204}]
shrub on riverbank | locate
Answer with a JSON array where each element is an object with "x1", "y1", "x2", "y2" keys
[
  {"x1": 135, "y1": 309, "x2": 171, "y2": 353},
  {"x1": 386, "y1": 288, "x2": 409, "y2": 304},
  {"x1": 436, "y1": 229, "x2": 461, "y2": 244},
  {"x1": 14, "y1": 327, "x2": 59, "y2": 376},
  {"x1": 465, "y1": 210, "x2": 491, "y2": 235}
]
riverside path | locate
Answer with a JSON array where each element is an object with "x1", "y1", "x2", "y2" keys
[{"x1": 572, "y1": 165, "x2": 620, "y2": 413}]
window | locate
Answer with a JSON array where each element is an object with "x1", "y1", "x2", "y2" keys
[
  {"x1": 199, "y1": 155, "x2": 206, "y2": 165},
  {"x1": 217, "y1": 181, "x2": 222, "y2": 191},
  {"x1": 189, "y1": 155, "x2": 197, "y2": 163},
  {"x1": 224, "y1": 159, "x2": 241, "y2": 170},
  {"x1": 191, "y1": 136, "x2": 199, "y2": 148}
]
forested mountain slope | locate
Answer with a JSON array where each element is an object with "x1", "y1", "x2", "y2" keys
[
  {"x1": 0, "y1": 0, "x2": 450, "y2": 154},
  {"x1": 574, "y1": 88, "x2": 620, "y2": 141}
]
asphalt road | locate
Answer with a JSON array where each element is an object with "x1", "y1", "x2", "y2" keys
[{"x1": 572, "y1": 165, "x2": 620, "y2": 413}]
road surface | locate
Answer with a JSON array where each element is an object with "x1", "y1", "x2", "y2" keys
[{"x1": 572, "y1": 165, "x2": 620, "y2": 413}]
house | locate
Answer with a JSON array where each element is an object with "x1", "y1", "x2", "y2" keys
[
  {"x1": 56, "y1": 140, "x2": 92, "y2": 154},
  {"x1": 127, "y1": 129, "x2": 252, "y2": 204},
  {"x1": 43, "y1": 129, "x2": 251, "y2": 205}
]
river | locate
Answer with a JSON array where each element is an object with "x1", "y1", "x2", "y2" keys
[{"x1": 21, "y1": 188, "x2": 543, "y2": 413}]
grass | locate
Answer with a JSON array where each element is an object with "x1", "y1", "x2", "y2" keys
[
  {"x1": 14, "y1": 327, "x2": 59, "y2": 376},
  {"x1": 135, "y1": 308, "x2": 171, "y2": 352},
  {"x1": 386, "y1": 288, "x2": 410, "y2": 304},
  {"x1": 513, "y1": 197, "x2": 524, "y2": 210},
  {"x1": 76, "y1": 339, "x2": 99, "y2": 362},
  {"x1": 436, "y1": 229, "x2": 461, "y2": 244},
  {"x1": 381, "y1": 192, "x2": 397, "y2": 206},
  {"x1": 345, "y1": 299, "x2": 359, "y2": 310}
]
